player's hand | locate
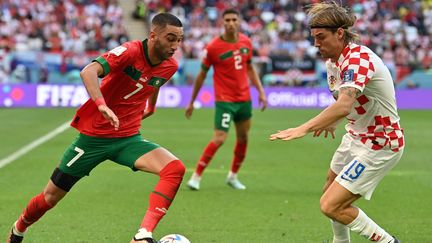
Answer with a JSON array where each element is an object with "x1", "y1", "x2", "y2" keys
[
  {"x1": 313, "y1": 127, "x2": 336, "y2": 139},
  {"x1": 269, "y1": 127, "x2": 308, "y2": 141},
  {"x1": 98, "y1": 105, "x2": 119, "y2": 130},
  {"x1": 259, "y1": 92, "x2": 268, "y2": 111},
  {"x1": 185, "y1": 103, "x2": 194, "y2": 119}
]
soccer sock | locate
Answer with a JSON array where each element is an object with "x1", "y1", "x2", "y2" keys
[
  {"x1": 331, "y1": 219, "x2": 350, "y2": 243},
  {"x1": 195, "y1": 142, "x2": 220, "y2": 176},
  {"x1": 347, "y1": 208, "x2": 394, "y2": 242},
  {"x1": 15, "y1": 192, "x2": 53, "y2": 233},
  {"x1": 230, "y1": 140, "x2": 247, "y2": 173},
  {"x1": 140, "y1": 160, "x2": 185, "y2": 232}
]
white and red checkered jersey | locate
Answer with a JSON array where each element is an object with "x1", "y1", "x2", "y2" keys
[{"x1": 326, "y1": 43, "x2": 404, "y2": 152}]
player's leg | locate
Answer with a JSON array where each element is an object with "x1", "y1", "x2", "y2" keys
[
  {"x1": 131, "y1": 147, "x2": 185, "y2": 243},
  {"x1": 322, "y1": 169, "x2": 350, "y2": 243},
  {"x1": 321, "y1": 182, "x2": 395, "y2": 242},
  {"x1": 111, "y1": 137, "x2": 185, "y2": 243},
  {"x1": 325, "y1": 134, "x2": 355, "y2": 243},
  {"x1": 226, "y1": 118, "x2": 250, "y2": 190},
  {"x1": 187, "y1": 129, "x2": 227, "y2": 190},
  {"x1": 321, "y1": 147, "x2": 403, "y2": 243},
  {"x1": 226, "y1": 101, "x2": 252, "y2": 190},
  {"x1": 187, "y1": 102, "x2": 232, "y2": 190},
  {"x1": 8, "y1": 133, "x2": 101, "y2": 243},
  {"x1": 8, "y1": 178, "x2": 69, "y2": 243}
]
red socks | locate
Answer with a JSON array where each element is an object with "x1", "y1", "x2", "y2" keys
[
  {"x1": 231, "y1": 141, "x2": 247, "y2": 173},
  {"x1": 16, "y1": 192, "x2": 53, "y2": 233},
  {"x1": 195, "y1": 142, "x2": 220, "y2": 175},
  {"x1": 140, "y1": 160, "x2": 185, "y2": 232}
]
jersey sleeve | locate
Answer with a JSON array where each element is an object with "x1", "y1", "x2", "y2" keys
[
  {"x1": 246, "y1": 39, "x2": 253, "y2": 64},
  {"x1": 339, "y1": 51, "x2": 375, "y2": 92},
  {"x1": 93, "y1": 42, "x2": 134, "y2": 77},
  {"x1": 201, "y1": 46, "x2": 212, "y2": 72}
]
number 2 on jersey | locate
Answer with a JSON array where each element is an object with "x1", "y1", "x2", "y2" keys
[{"x1": 234, "y1": 55, "x2": 242, "y2": 70}]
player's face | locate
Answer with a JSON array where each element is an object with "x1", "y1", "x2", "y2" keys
[
  {"x1": 311, "y1": 28, "x2": 345, "y2": 61},
  {"x1": 152, "y1": 25, "x2": 184, "y2": 61},
  {"x1": 223, "y1": 13, "x2": 240, "y2": 34}
]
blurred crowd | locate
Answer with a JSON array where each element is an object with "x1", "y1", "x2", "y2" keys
[
  {"x1": 0, "y1": 0, "x2": 128, "y2": 53},
  {"x1": 136, "y1": 0, "x2": 432, "y2": 84}
]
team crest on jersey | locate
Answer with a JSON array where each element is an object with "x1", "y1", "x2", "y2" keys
[
  {"x1": 148, "y1": 77, "x2": 167, "y2": 88},
  {"x1": 109, "y1": 46, "x2": 127, "y2": 56},
  {"x1": 342, "y1": 69, "x2": 354, "y2": 82},
  {"x1": 329, "y1": 75, "x2": 336, "y2": 90}
]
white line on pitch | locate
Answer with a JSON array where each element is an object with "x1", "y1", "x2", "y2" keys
[{"x1": 0, "y1": 121, "x2": 71, "y2": 169}]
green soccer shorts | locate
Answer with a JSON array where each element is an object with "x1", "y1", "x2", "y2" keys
[
  {"x1": 58, "y1": 133, "x2": 160, "y2": 178},
  {"x1": 214, "y1": 101, "x2": 252, "y2": 132}
]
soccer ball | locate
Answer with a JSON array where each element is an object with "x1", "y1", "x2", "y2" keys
[{"x1": 158, "y1": 234, "x2": 191, "y2": 243}]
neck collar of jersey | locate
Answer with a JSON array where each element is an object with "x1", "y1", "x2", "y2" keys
[
  {"x1": 336, "y1": 43, "x2": 354, "y2": 67},
  {"x1": 220, "y1": 34, "x2": 238, "y2": 43},
  {"x1": 142, "y1": 39, "x2": 159, "y2": 67}
]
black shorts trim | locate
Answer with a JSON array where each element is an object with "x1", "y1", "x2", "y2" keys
[{"x1": 50, "y1": 167, "x2": 81, "y2": 192}]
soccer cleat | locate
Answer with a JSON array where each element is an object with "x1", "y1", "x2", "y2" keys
[
  {"x1": 7, "y1": 222, "x2": 24, "y2": 243},
  {"x1": 132, "y1": 237, "x2": 157, "y2": 243},
  {"x1": 226, "y1": 172, "x2": 246, "y2": 190},
  {"x1": 392, "y1": 236, "x2": 401, "y2": 243},
  {"x1": 226, "y1": 177, "x2": 246, "y2": 190},
  {"x1": 132, "y1": 228, "x2": 156, "y2": 243},
  {"x1": 186, "y1": 173, "x2": 201, "y2": 191}
]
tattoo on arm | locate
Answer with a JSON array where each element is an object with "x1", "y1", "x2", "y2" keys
[{"x1": 339, "y1": 87, "x2": 360, "y2": 98}]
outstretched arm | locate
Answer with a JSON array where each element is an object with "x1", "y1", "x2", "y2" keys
[
  {"x1": 247, "y1": 63, "x2": 267, "y2": 111},
  {"x1": 185, "y1": 69, "x2": 207, "y2": 119},
  {"x1": 80, "y1": 62, "x2": 119, "y2": 130},
  {"x1": 270, "y1": 87, "x2": 359, "y2": 141}
]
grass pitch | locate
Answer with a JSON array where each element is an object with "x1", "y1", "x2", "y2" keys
[{"x1": 0, "y1": 108, "x2": 431, "y2": 242}]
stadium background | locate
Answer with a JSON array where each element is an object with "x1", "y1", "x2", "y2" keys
[{"x1": 1, "y1": 0, "x2": 431, "y2": 242}]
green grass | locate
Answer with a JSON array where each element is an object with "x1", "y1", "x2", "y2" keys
[{"x1": 1, "y1": 108, "x2": 431, "y2": 242}]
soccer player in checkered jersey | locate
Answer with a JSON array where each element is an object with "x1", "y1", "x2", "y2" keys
[
  {"x1": 8, "y1": 13, "x2": 185, "y2": 243},
  {"x1": 271, "y1": 2, "x2": 403, "y2": 243},
  {"x1": 185, "y1": 8, "x2": 267, "y2": 190}
]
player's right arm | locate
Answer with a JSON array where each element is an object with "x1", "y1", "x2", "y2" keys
[
  {"x1": 80, "y1": 62, "x2": 119, "y2": 130},
  {"x1": 185, "y1": 68, "x2": 207, "y2": 119}
]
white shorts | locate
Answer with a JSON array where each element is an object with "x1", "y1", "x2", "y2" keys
[{"x1": 331, "y1": 134, "x2": 403, "y2": 200}]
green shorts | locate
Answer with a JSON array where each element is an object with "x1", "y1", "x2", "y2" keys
[
  {"x1": 58, "y1": 133, "x2": 160, "y2": 177},
  {"x1": 214, "y1": 101, "x2": 252, "y2": 132}
]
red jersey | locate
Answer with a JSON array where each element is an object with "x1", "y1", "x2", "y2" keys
[
  {"x1": 71, "y1": 40, "x2": 178, "y2": 137},
  {"x1": 202, "y1": 33, "x2": 253, "y2": 102}
]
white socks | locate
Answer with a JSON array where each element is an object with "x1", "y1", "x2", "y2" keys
[
  {"x1": 331, "y1": 219, "x2": 350, "y2": 243},
  {"x1": 347, "y1": 208, "x2": 394, "y2": 243}
]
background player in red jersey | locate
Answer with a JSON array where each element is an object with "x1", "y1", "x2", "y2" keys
[
  {"x1": 185, "y1": 9, "x2": 267, "y2": 191},
  {"x1": 271, "y1": 2, "x2": 402, "y2": 243},
  {"x1": 8, "y1": 13, "x2": 184, "y2": 243}
]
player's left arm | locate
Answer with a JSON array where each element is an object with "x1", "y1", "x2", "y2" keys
[
  {"x1": 247, "y1": 62, "x2": 267, "y2": 111},
  {"x1": 270, "y1": 87, "x2": 359, "y2": 141},
  {"x1": 142, "y1": 88, "x2": 160, "y2": 120}
]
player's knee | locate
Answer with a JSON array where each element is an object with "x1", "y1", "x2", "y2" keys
[
  {"x1": 212, "y1": 137, "x2": 225, "y2": 146},
  {"x1": 320, "y1": 197, "x2": 337, "y2": 218},
  {"x1": 160, "y1": 160, "x2": 186, "y2": 179}
]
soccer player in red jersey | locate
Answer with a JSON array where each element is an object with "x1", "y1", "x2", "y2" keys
[
  {"x1": 185, "y1": 9, "x2": 267, "y2": 191},
  {"x1": 271, "y1": 2, "x2": 402, "y2": 243},
  {"x1": 8, "y1": 13, "x2": 184, "y2": 243}
]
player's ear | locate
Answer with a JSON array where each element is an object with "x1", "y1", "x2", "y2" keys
[
  {"x1": 149, "y1": 31, "x2": 157, "y2": 41},
  {"x1": 337, "y1": 28, "x2": 345, "y2": 40}
]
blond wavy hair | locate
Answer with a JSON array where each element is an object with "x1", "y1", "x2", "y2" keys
[{"x1": 306, "y1": 1, "x2": 359, "y2": 43}]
